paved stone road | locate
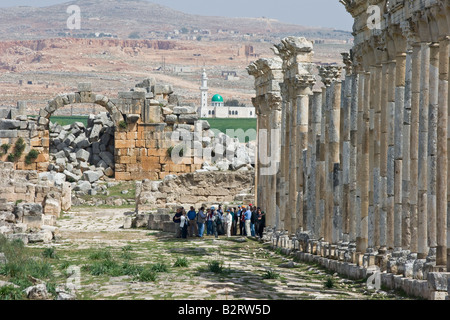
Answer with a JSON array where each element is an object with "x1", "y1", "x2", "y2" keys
[{"x1": 48, "y1": 207, "x2": 409, "y2": 300}]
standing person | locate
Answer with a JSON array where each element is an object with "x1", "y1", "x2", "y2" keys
[
  {"x1": 197, "y1": 207, "x2": 206, "y2": 238},
  {"x1": 180, "y1": 210, "x2": 189, "y2": 239},
  {"x1": 244, "y1": 205, "x2": 252, "y2": 237},
  {"x1": 250, "y1": 205, "x2": 257, "y2": 237},
  {"x1": 173, "y1": 207, "x2": 183, "y2": 238},
  {"x1": 206, "y1": 208, "x2": 213, "y2": 236},
  {"x1": 225, "y1": 209, "x2": 233, "y2": 237},
  {"x1": 231, "y1": 208, "x2": 237, "y2": 236},
  {"x1": 236, "y1": 206, "x2": 243, "y2": 235},
  {"x1": 240, "y1": 206, "x2": 246, "y2": 236},
  {"x1": 212, "y1": 209, "x2": 220, "y2": 238},
  {"x1": 216, "y1": 208, "x2": 224, "y2": 235},
  {"x1": 255, "y1": 208, "x2": 266, "y2": 239},
  {"x1": 187, "y1": 206, "x2": 198, "y2": 237}
]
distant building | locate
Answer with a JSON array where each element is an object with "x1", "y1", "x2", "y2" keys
[{"x1": 197, "y1": 70, "x2": 255, "y2": 119}]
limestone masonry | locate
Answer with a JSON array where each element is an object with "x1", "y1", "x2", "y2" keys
[{"x1": 250, "y1": 0, "x2": 450, "y2": 300}]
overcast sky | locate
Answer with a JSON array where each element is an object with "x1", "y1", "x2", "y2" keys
[{"x1": 0, "y1": 0, "x2": 353, "y2": 31}]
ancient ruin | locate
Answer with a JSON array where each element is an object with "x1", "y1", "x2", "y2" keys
[{"x1": 250, "y1": 0, "x2": 450, "y2": 299}]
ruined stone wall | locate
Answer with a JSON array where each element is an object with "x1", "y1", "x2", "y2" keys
[
  {"x1": 0, "y1": 115, "x2": 49, "y2": 171},
  {"x1": 1, "y1": 79, "x2": 254, "y2": 184},
  {"x1": 136, "y1": 170, "x2": 255, "y2": 212},
  {"x1": 249, "y1": 0, "x2": 450, "y2": 300},
  {"x1": 0, "y1": 161, "x2": 70, "y2": 243}
]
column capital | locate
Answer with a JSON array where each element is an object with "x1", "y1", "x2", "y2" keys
[
  {"x1": 318, "y1": 65, "x2": 343, "y2": 87},
  {"x1": 341, "y1": 52, "x2": 354, "y2": 75}
]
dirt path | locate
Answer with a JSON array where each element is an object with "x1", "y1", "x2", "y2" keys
[{"x1": 47, "y1": 207, "x2": 408, "y2": 300}]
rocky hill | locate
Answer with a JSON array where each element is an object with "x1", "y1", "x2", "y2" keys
[{"x1": 0, "y1": 0, "x2": 352, "y2": 41}]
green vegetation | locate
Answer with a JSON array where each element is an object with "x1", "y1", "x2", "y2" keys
[
  {"x1": 0, "y1": 235, "x2": 56, "y2": 300},
  {"x1": 0, "y1": 143, "x2": 10, "y2": 156},
  {"x1": 150, "y1": 262, "x2": 169, "y2": 273},
  {"x1": 202, "y1": 118, "x2": 257, "y2": 142},
  {"x1": 173, "y1": 257, "x2": 189, "y2": 268},
  {"x1": 25, "y1": 149, "x2": 40, "y2": 165},
  {"x1": 75, "y1": 181, "x2": 136, "y2": 204},
  {"x1": 206, "y1": 260, "x2": 228, "y2": 274},
  {"x1": 324, "y1": 277, "x2": 335, "y2": 289},
  {"x1": 134, "y1": 268, "x2": 157, "y2": 282},
  {"x1": 166, "y1": 144, "x2": 184, "y2": 158},
  {"x1": 42, "y1": 247, "x2": 58, "y2": 260},
  {"x1": 50, "y1": 116, "x2": 88, "y2": 127},
  {"x1": 224, "y1": 99, "x2": 246, "y2": 107},
  {"x1": 119, "y1": 120, "x2": 128, "y2": 129},
  {"x1": 128, "y1": 31, "x2": 140, "y2": 39},
  {"x1": 5, "y1": 138, "x2": 26, "y2": 163},
  {"x1": 262, "y1": 269, "x2": 280, "y2": 280}
]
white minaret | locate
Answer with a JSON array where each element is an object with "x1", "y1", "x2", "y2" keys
[{"x1": 199, "y1": 69, "x2": 209, "y2": 117}]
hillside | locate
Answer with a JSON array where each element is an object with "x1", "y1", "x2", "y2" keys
[{"x1": 0, "y1": 0, "x2": 352, "y2": 41}]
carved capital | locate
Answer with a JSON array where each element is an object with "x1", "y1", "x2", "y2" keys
[{"x1": 319, "y1": 65, "x2": 343, "y2": 87}]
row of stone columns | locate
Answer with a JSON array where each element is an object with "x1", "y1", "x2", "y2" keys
[{"x1": 249, "y1": 0, "x2": 450, "y2": 280}]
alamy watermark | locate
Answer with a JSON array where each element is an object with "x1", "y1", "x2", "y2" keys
[
  {"x1": 168, "y1": 125, "x2": 280, "y2": 177},
  {"x1": 67, "y1": 5, "x2": 81, "y2": 30},
  {"x1": 366, "y1": 265, "x2": 381, "y2": 290},
  {"x1": 66, "y1": 265, "x2": 81, "y2": 291}
]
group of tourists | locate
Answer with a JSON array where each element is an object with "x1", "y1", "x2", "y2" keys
[{"x1": 172, "y1": 204, "x2": 266, "y2": 240}]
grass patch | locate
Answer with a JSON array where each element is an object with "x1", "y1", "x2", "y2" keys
[
  {"x1": 173, "y1": 257, "x2": 189, "y2": 268},
  {"x1": 150, "y1": 262, "x2": 169, "y2": 273},
  {"x1": 134, "y1": 268, "x2": 157, "y2": 282},
  {"x1": 50, "y1": 116, "x2": 88, "y2": 127},
  {"x1": 0, "y1": 285, "x2": 25, "y2": 300},
  {"x1": 324, "y1": 277, "x2": 335, "y2": 289},
  {"x1": 0, "y1": 235, "x2": 55, "y2": 298},
  {"x1": 88, "y1": 249, "x2": 112, "y2": 261},
  {"x1": 42, "y1": 247, "x2": 59, "y2": 259},
  {"x1": 262, "y1": 269, "x2": 280, "y2": 280},
  {"x1": 201, "y1": 118, "x2": 257, "y2": 142}
]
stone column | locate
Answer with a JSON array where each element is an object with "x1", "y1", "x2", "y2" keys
[
  {"x1": 361, "y1": 69, "x2": 370, "y2": 254},
  {"x1": 410, "y1": 42, "x2": 422, "y2": 255},
  {"x1": 418, "y1": 42, "x2": 430, "y2": 260},
  {"x1": 247, "y1": 57, "x2": 283, "y2": 230},
  {"x1": 437, "y1": 36, "x2": 449, "y2": 268},
  {"x1": 319, "y1": 65, "x2": 341, "y2": 245},
  {"x1": 309, "y1": 90, "x2": 322, "y2": 238},
  {"x1": 402, "y1": 43, "x2": 413, "y2": 250},
  {"x1": 318, "y1": 86, "x2": 327, "y2": 241},
  {"x1": 428, "y1": 42, "x2": 439, "y2": 252},
  {"x1": 349, "y1": 72, "x2": 359, "y2": 246},
  {"x1": 387, "y1": 59, "x2": 396, "y2": 251},
  {"x1": 394, "y1": 34, "x2": 407, "y2": 251},
  {"x1": 341, "y1": 52, "x2": 353, "y2": 243},
  {"x1": 373, "y1": 62, "x2": 382, "y2": 250},
  {"x1": 275, "y1": 37, "x2": 315, "y2": 235},
  {"x1": 379, "y1": 50, "x2": 389, "y2": 251},
  {"x1": 436, "y1": 19, "x2": 449, "y2": 268},
  {"x1": 356, "y1": 69, "x2": 367, "y2": 254}
]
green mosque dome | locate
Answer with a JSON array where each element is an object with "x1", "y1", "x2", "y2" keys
[{"x1": 211, "y1": 94, "x2": 224, "y2": 102}]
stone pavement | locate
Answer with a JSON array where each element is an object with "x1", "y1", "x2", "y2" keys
[{"x1": 49, "y1": 207, "x2": 411, "y2": 300}]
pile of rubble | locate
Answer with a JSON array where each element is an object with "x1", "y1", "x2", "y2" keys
[{"x1": 45, "y1": 112, "x2": 115, "y2": 193}]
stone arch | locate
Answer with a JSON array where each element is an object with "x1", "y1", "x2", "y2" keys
[
  {"x1": 34, "y1": 83, "x2": 125, "y2": 178},
  {"x1": 37, "y1": 84, "x2": 124, "y2": 128}
]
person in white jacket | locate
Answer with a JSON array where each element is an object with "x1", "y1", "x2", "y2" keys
[{"x1": 225, "y1": 209, "x2": 233, "y2": 238}]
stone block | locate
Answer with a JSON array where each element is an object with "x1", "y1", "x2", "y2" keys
[
  {"x1": 76, "y1": 149, "x2": 90, "y2": 162},
  {"x1": 427, "y1": 272, "x2": 449, "y2": 292},
  {"x1": 0, "y1": 130, "x2": 18, "y2": 138},
  {"x1": 83, "y1": 171, "x2": 102, "y2": 183}
]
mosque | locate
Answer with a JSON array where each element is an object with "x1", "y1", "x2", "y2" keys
[{"x1": 197, "y1": 69, "x2": 256, "y2": 119}]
